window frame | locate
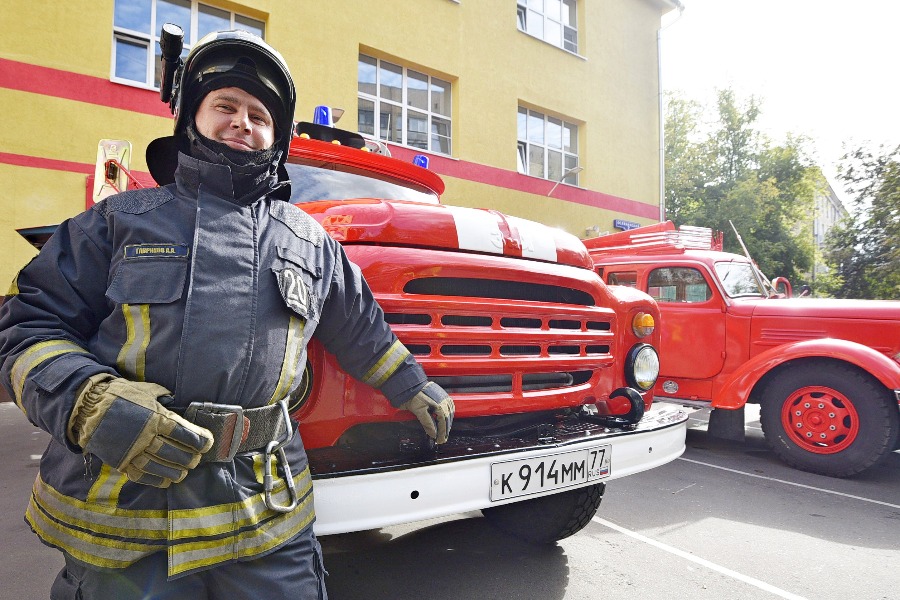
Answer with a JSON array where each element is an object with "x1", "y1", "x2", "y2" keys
[
  {"x1": 516, "y1": 0, "x2": 578, "y2": 54},
  {"x1": 111, "y1": 0, "x2": 265, "y2": 90},
  {"x1": 516, "y1": 106, "x2": 579, "y2": 185},
  {"x1": 357, "y1": 53, "x2": 453, "y2": 156}
]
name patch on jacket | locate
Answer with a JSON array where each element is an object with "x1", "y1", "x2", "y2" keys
[{"x1": 124, "y1": 244, "x2": 190, "y2": 259}]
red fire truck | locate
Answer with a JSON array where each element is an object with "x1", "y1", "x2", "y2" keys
[
  {"x1": 13, "y1": 121, "x2": 688, "y2": 543},
  {"x1": 586, "y1": 221, "x2": 900, "y2": 478}
]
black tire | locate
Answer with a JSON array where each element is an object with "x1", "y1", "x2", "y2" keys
[
  {"x1": 759, "y1": 363, "x2": 900, "y2": 478},
  {"x1": 481, "y1": 482, "x2": 605, "y2": 544}
]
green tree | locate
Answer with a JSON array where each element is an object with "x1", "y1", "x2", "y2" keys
[
  {"x1": 664, "y1": 88, "x2": 816, "y2": 283},
  {"x1": 824, "y1": 144, "x2": 900, "y2": 299},
  {"x1": 663, "y1": 93, "x2": 706, "y2": 225}
]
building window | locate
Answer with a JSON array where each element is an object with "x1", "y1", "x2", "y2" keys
[
  {"x1": 517, "y1": 0, "x2": 577, "y2": 53},
  {"x1": 517, "y1": 107, "x2": 579, "y2": 185},
  {"x1": 112, "y1": 0, "x2": 265, "y2": 89},
  {"x1": 357, "y1": 54, "x2": 452, "y2": 155}
]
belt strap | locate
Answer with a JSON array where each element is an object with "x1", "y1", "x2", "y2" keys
[{"x1": 183, "y1": 401, "x2": 290, "y2": 463}]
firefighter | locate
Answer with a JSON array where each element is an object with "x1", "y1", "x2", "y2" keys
[{"x1": 0, "y1": 28, "x2": 453, "y2": 599}]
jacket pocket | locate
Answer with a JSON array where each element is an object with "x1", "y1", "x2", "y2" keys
[{"x1": 106, "y1": 257, "x2": 188, "y2": 304}]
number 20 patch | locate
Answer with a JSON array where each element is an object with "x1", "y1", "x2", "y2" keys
[{"x1": 275, "y1": 268, "x2": 311, "y2": 319}]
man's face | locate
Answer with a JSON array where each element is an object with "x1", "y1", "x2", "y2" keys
[{"x1": 194, "y1": 86, "x2": 275, "y2": 152}]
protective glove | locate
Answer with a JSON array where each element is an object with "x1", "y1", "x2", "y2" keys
[
  {"x1": 399, "y1": 381, "x2": 455, "y2": 445},
  {"x1": 68, "y1": 374, "x2": 214, "y2": 488}
]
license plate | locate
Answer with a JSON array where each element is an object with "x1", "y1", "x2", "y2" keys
[{"x1": 490, "y1": 445, "x2": 611, "y2": 501}]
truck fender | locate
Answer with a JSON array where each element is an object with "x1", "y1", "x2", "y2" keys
[{"x1": 711, "y1": 338, "x2": 900, "y2": 410}]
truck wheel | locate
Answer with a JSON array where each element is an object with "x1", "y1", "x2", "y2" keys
[
  {"x1": 481, "y1": 482, "x2": 605, "y2": 544},
  {"x1": 759, "y1": 364, "x2": 900, "y2": 477}
]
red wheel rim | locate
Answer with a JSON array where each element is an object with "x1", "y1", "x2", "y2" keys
[{"x1": 780, "y1": 386, "x2": 859, "y2": 454}]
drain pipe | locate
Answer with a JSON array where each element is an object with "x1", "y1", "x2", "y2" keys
[{"x1": 658, "y1": 1, "x2": 685, "y2": 222}]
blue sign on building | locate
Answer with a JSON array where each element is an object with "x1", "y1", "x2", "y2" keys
[{"x1": 613, "y1": 219, "x2": 641, "y2": 231}]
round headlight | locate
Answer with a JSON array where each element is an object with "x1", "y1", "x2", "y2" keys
[
  {"x1": 632, "y1": 312, "x2": 655, "y2": 338},
  {"x1": 626, "y1": 344, "x2": 659, "y2": 391}
]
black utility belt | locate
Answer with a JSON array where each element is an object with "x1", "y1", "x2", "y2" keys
[{"x1": 180, "y1": 399, "x2": 299, "y2": 513}]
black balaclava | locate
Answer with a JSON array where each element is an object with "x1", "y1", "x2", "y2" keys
[{"x1": 183, "y1": 119, "x2": 281, "y2": 205}]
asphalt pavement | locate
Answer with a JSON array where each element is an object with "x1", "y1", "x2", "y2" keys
[{"x1": 1, "y1": 402, "x2": 897, "y2": 600}]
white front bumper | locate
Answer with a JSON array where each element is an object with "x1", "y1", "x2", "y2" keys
[{"x1": 312, "y1": 405, "x2": 687, "y2": 536}]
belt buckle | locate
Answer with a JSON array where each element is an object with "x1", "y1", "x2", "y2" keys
[
  {"x1": 264, "y1": 400, "x2": 298, "y2": 513},
  {"x1": 189, "y1": 402, "x2": 246, "y2": 463}
]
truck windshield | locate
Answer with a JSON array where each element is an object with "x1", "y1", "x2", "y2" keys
[
  {"x1": 714, "y1": 261, "x2": 765, "y2": 298},
  {"x1": 286, "y1": 163, "x2": 440, "y2": 205}
]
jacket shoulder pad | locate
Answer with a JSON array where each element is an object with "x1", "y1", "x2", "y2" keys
[
  {"x1": 92, "y1": 187, "x2": 174, "y2": 218},
  {"x1": 269, "y1": 201, "x2": 324, "y2": 247}
]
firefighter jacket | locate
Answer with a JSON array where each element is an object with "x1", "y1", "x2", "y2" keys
[{"x1": 0, "y1": 152, "x2": 427, "y2": 578}]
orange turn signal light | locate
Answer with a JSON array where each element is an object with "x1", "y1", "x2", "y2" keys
[{"x1": 632, "y1": 312, "x2": 655, "y2": 338}]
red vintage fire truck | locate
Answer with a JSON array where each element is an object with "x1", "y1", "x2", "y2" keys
[
  {"x1": 586, "y1": 221, "x2": 900, "y2": 478},
  {"x1": 13, "y1": 120, "x2": 688, "y2": 543}
]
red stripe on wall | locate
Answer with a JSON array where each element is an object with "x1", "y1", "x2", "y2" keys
[
  {"x1": 0, "y1": 152, "x2": 93, "y2": 175},
  {"x1": 0, "y1": 152, "x2": 154, "y2": 185},
  {"x1": 0, "y1": 57, "x2": 170, "y2": 117},
  {"x1": 2, "y1": 58, "x2": 658, "y2": 219},
  {"x1": 388, "y1": 146, "x2": 659, "y2": 219}
]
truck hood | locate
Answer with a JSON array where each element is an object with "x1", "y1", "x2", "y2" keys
[
  {"x1": 745, "y1": 297, "x2": 900, "y2": 357},
  {"x1": 748, "y1": 297, "x2": 900, "y2": 321},
  {"x1": 300, "y1": 199, "x2": 593, "y2": 269}
]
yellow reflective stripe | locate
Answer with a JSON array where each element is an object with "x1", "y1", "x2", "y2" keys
[
  {"x1": 269, "y1": 316, "x2": 305, "y2": 404},
  {"x1": 31, "y1": 475, "x2": 167, "y2": 538},
  {"x1": 169, "y1": 466, "x2": 312, "y2": 539},
  {"x1": 86, "y1": 464, "x2": 128, "y2": 507},
  {"x1": 26, "y1": 497, "x2": 161, "y2": 569},
  {"x1": 116, "y1": 304, "x2": 151, "y2": 380},
  {"x1": 10, "y1": 340, "x2": 90, "y2": 410},
  {"x1": 169, "y1": 487, "x2": 316, "y2": 576},
  {"x1": 363, "y1": 340, "x2": 410, "y2": 387}
]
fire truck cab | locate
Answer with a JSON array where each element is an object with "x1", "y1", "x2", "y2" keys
[{"x1": 586, "y1": 221, "x2": 900, "y2": 478}]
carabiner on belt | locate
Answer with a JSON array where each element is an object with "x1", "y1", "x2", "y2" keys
[{"x1": 263, "y1": 399, "x2": 298, "y2": 513}]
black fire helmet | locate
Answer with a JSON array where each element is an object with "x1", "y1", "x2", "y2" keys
[{"x1": 147, "y1": 29, "x2": 296, "y2": 185}]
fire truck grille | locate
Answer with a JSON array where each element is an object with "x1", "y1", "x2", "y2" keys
[{"x1": 380, "y1": 276, "x2": 615, "y2": 396}]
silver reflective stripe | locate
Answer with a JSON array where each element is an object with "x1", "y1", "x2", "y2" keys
[
  {"x1": 363, "y1": 340, "x2": 411, "y2": 388},
  {"x1": 86, "y1": 463, "x2": 129, "y2": 507},
  {"x1": 269, "y1": 315, "x2": 305, "y2": 404},
  {"x1": 26, "y1": 476, "x2": 165, "y2": 569},
  {"x1": 116, "y1": 303, "x2": 151, "y2": 380},
  {"x1": 10, "y1": 340, "x2": 90, "y2": 410},
  {"x1": 169, "y1": 466, "x2": 312, "y2": 539},
  {"x1": 168, "y1": 467, "x2": 315, "y2": 576},
  {"x1": 26, "y1": 501, "x2": 161, "y2": 568},
  {"x1": 31, "y1": 475, "x2": 167, "y2": 537}
]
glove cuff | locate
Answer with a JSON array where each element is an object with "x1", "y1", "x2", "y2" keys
[{"x1": 68, "y1": 373, "x2": 116, "y2": 446}]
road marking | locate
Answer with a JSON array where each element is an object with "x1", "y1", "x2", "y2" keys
[
  {"x1": 593, "y1": 517, "x2": 809, "y2": 600},
  {"x1": 678, "y1": 457, "x2": 900, "y2": 509}
]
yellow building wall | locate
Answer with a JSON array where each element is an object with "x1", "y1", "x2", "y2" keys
[{"x1": 1, "y1": 0, "x2": 673, "y2": 287}]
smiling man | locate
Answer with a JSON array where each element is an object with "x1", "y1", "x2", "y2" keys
[
  {"x1": 0, "y1": 28, "x2": 453, "y2": 599},
  {"x1": 195, "y1": 87, "x2": 275, "y2": 152}
]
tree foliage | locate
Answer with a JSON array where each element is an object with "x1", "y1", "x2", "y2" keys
[
  {"x1": 665, "y1": 89, "x2": 817, "y2": 284},
  {"x1": 822, "y1": 145, "x2": 900, "y2": 299}
]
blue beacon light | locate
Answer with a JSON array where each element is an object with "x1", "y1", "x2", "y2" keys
[
  {"x1": 313, "y1": 105, "x2": 333, "y2": 127},
  {"x1": 413, "y1": 154, "x2": 430, "y2": 169}
]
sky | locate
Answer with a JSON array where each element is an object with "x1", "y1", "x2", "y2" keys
[{"x1": 659, "y1": 0, "x2": 900, "y2": 204}]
